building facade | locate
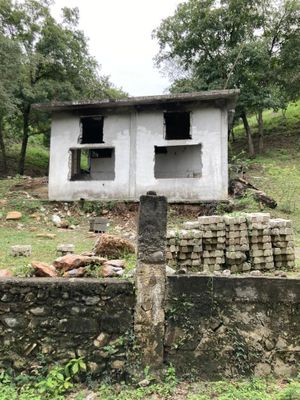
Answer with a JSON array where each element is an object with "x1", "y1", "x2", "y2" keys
[{"x1": 36, "y1": 90, "x2": 239, "y2": 201}]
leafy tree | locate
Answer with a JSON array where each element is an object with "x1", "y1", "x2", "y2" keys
[
  {"x1": 154, "y1": 0, "x2": 300, "y2": 156},
  {"x1": 0, "y1": 33, "x2": 21, "y2": 173},
  {"x1": 0, "y1": 0, "x2": 126, "y2": 175}
]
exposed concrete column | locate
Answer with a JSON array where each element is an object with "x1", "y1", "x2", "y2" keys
[{"x1": 134, "y1": 191, "x2": 168, "y2": 372}]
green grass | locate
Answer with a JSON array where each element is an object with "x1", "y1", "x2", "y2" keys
[
  {"x1": 1, "y1": 143, "x2": 49, "y2": 177},
  {"x1": 231, "y1": 100, "x2": 300, "y2": 247},
  {"x1": 0, "y1": 373, "x2": 299, "y2": 400}
]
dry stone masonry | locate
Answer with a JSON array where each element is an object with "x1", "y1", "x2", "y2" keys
[{"x1": 166, "y1": 213, "x2": 295, "y2": 273}]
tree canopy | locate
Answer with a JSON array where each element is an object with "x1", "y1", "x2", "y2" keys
[
  {"x1": 154, "y1": 0, "x2": 300, "y2": 156},
  {"x1": 0, "y1": 0, "x2": 126, "y2": 174}
]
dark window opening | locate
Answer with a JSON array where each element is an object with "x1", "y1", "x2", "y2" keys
[
  {"x1": 69, "y1": 148, "x2": 115, "y2": 181},
  {"x1": 90, "y1": 148, "x2": 113, "y2": 158},
  {"x1": 154, "y1": 144, "x2": 202, "y2": 179},
  {"x1": 80, "y1": 116, "x2": 104, "y2": 144},
  {"x1": 164, "y1": 112, "x2": 191, "y2": 140},
  {"x1": 154, "y1": 146, "x2": 167, "y2": 154}
]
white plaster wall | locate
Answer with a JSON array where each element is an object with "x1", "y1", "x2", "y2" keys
[
  {"x1": 48, "y1": 106, "x2": 228, "y2": 201},
  {"x1": 49, "y1": 112, "x2": 131, "y2": 200},
  {"x1": 135, "y1": 107, "x2": 228, "y2": 201},
  {"x1": 154, "y1": 145, "x2": 202, "y2": 179}
]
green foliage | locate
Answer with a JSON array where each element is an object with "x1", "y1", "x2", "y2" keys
[
  {"x1": 0, "y1": 0, "x2": 127, "y2": 175},
  {"x1": 154, "y1": 0, "x2": 300, "y2": 143}
]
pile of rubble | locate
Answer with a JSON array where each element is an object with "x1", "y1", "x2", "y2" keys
[
  {"x1": 6, "y1": 234, "x2": 135, "y2": 279},
  {"x1": 166, "y1": 213, "x2": 295, "y2": 274}
]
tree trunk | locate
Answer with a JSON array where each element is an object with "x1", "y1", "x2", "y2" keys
[
  {"x1": 0, "y1": 116, "x2": 8, "y2": 175},
  {"x1": 241, "y1": 112, "x2": 255, "y2": 158},
  {"x1": 258, "y1": 110, "x2": 264, "y2": 153},
  {"x1": 18, "y1": 104, "x2": 30, "y2": 175}
]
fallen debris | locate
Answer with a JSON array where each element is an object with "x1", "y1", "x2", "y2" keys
[
  {"x1": 10, "y1": 245, "x2": 32, "y2": 257},
  {"x1": 36, "y1": 233, "x2": 56, "y2": 239},
  {"x1": 0, "y1": 269, "x2": 13, "y2": 278},
  {"x1": 6, "y1": 211, "x2": 22, "y2": 220},
  {"x1": 53, "y1": 254, "x2": 106, "y2": 272},
  {"x1": 101, "y1": 264, "x2": 124, "y2": 277},
  {"x1": 94, "y1": 234, "x2": 135, "y2": 258},
  {"x1": 63, "y1": 267, "x2": 86, "y2": 278},
  {"x1": 53, "y1": 254, "x2": 93, "y2": 272},
  {"x1": 52, "y1": 214, "x2": 61, "y2": 227},
  {"x1": 31, "y1": 261, "x2": 57, "y2": 277},
  {"x1": 57, "y1": 244, "x2": 75, "y2": 256},
  {"x1": 229, "y1": 177, "x2": 277, "y2": 208}
]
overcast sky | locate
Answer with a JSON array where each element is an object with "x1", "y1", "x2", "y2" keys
[{"x1": 52, "y1": 0, "x2": 183, "y2": 96}]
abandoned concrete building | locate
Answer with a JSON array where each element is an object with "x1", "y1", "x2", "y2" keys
[{"x1": 36, "y1": 90, "x2": 239, "y2": 201}]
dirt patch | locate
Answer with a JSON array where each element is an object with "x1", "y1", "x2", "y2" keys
[{"x1": 11, "y1": 177, "x2": 48, "y2": 199}]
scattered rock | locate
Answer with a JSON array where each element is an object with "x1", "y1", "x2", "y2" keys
[
  {"x1": 57, "y1": 244, "x2": 75, "y2": 256},
  {"x1": 222, "y1": 269, "x2": 231, "y2": 276},
  {"x1": 52, "y1": 214, "x2": 61, "y2": 227},
  {"x1": 101, "y1": 264, "x2": 124, "y2": 277},
  {"x1": 213, "y1": 271, "x2": 222, "y2": 276},
  {"x1": 31, "y1": 261, "x2": 58, "y2": 277},
  {"x1": 264, "y1": 338, "x2": 275, "y2": 351},
  {"x1": 84, "y1": 393, "x2": 98, "y2": 400},
  {"x1": 93, "y1": 332, "x2": 109, "y2": 348},
  {"x1": 166, "y1": 266, "x2": 176, "y2": 275},
  {"x1": 59, "y1": 220, "x2": 69, "y2": 229},
  {"x1": 178, "y1": 267, "x2": 187, "y2": 274},
  {"x1": 10, "y1": 245, "x2": 32, "y2": 257},
  {"x1": 138, "y1": 379, "x2": 151, "y2": 387},
  {"x1": 6, "y1": 211, "x2": 22, "y2": 220},
  {"x1": 111, "y1": 360, "x2": 125, "y2": 370},
  {"x1": 36, "y1": 233, "x2": 56, "y2": 239},
  {"x1": 53, "y1": 254, "x2": 94, "y2": 271},
  {"x1": 254, "y1": 362, "x2": 272, "y2": 377},
  {"x1": 103, "y1": 259, "x2": 125, "y2": 268},
  {"x1": 250, "y1": 270, "x2": 262, "y2": 276},
  {"x1": 0, "y1": 269, "x2": 13, "y2": 278},
  {"x1": 94, "y1": 234, "x2": 135, "y2": 258},
  {"x1": 274, "y1": 270, "x2": 287, "y2": 277},
  {"x1": 81, "y1": 251, "x2": 95, "y2": 257},
  {"x1": 63, "y1": 267, "x2": 86, "y2": 278}
]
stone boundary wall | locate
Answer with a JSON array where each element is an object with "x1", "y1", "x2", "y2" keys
[
  {"x1": 165, "y1": 275, "x2": 300, "y2": 379},
  {"x1": 166, "y1": 213, "x2": 295, "y2": 273},
  {"x1": 0, "y1": 278, "x2": 135, "y2": 378},
  {"x1": 0, "y1": 276, "x2": 299, "y2": 379}
]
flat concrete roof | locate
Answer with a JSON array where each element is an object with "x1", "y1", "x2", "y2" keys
[{"x1": 33, "y1": 89, "x2": 240, "y2": 112}]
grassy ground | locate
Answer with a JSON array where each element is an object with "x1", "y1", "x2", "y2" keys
[
  {"x1": 0, "y1": 141, "x2": 49, "y2": 177},
  {"x1": 0, "y1": 369, "x2": 299, "y2": 399},
  {"x1": 231, "y1": 101, "x2": 300, "y2": 265}
]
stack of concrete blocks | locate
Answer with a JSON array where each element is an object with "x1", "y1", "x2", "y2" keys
[
  {"x1": 166, "y1": 223, "x2": 203, "y2": 271},
  {"x1": 180, "y1": 222, "x2": 203, "y2": 270},
  {"x1": 165, "y1": 230, "x2": 179, "y2": 268},
  {"x1": 198, "y1": 216, "x2": 226, "y2": 273},
  {"x1": 270, "y1": 218, "x2": 295, "y2": 270},
  {"x1": 246, "y1": 213, "x2": 274, "y2": 271},
  {"x1": 166, "y1": 213, "x2": 295, "y2": 273},
  {"x1": 224, "y1": 216, "x2": 251, "y2": 273}
]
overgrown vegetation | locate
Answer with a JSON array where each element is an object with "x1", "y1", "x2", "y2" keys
[
  {"x1": 0, "y1": 363, "x2": 299, "y2": 399},
  {"x1": 230, "y1": 101, "x2": 300, "y2": 251}
]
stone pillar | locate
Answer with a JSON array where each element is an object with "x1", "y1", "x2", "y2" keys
[{"x1": 134, "y1": 191, "x2": 167, "y2": 372}]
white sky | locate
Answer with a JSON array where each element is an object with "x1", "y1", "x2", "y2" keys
[{"x1": 52, "y1": 0, "x2": 183, "y2": 96}]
